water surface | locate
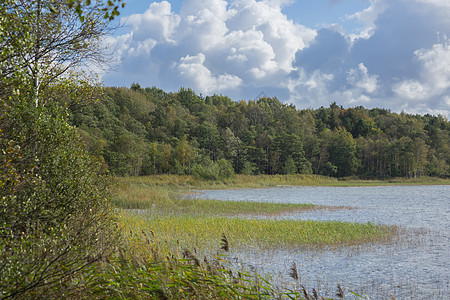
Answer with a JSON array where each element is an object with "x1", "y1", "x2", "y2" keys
[{"x1": 193, "y1": 185, "x2": 450, "y2": 299}]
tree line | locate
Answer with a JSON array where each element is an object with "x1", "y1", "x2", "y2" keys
[{"x1": 70, "y1": 84, "x2": 449, "y2": 178}]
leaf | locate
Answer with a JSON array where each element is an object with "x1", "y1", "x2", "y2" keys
[
  {"x1": 289, "y1": 261, "x2": 298, "y2": 280},
  {"x1": 220, "y1": 233, "x2": 229, "y2": 251}
]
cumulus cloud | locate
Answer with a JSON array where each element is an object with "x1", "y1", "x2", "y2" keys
[
  {"x1": 104, "y1": 0, "x2": 450, "y2": 117},
  {"x1": 346, "y1": 0, "x2": 387, "y2": 40},
  {"x1": 393, "y1": 80, "x2": 429, "y2": 100},
  {"x1": 105, "y1": 0, "x2": 315, "y2": 96},
  {"x1": 393, "y1": 40, "x2": 450, "y2": 100},
  {"x1": 127, "y1": 1, "x2": 180, "y2": 43},
  {"x1": 392, "y1": 39, "x2": 450, "y2": 114},
  {"x1": 415, "y1": 40, "x2": 450, "y2": 92},
  {"x1": 347, "y1": 63, "x2": 378, "y2": 94},
  {"x1": 177, "y1": 53, "x2": 242, "y2": 93},
  {"x1": 415, "y1": 0, "x2": 450, "y2": 8},
  {"x1": 286, "y1": 0, "x2": 450, "y2": 116}
]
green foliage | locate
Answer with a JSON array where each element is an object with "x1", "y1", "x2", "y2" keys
[
  {"x1": 69, "y1": 85, "x2": 449, "y2": 179},
  {"x1": 241, "y1": 161, "x2": 257, "y2": 175},
  {"x1": 193, "y1": 158, "x2": 235, "y2": 180},
  {"x1": 282, "y1": 156, "x2": 297, "y2": 175},
  {"x1": 0, "y1": 1, "x2": 124, "y2": 297},
  {"x1": 0, "y1": 0, "x2": 111, "y2": 107},
  {"x1": 0, "y1": 97, "x2": 117, "y2": 298},
  {"x1": 328, "y1": 127, "x2": 359, "y2": 177},
  {"x1": 67, "y1": 0, "x2": 126, "y2": 21}
]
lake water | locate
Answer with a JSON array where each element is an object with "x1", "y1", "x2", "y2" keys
[{"x1": 192, "y1": 185, "x2": 450, "y2": 299}]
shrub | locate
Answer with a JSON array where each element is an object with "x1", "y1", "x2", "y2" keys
[
  {"x1": 193, "y1": 158, "x2": 235, "y2": 180},
  {"x1": 0, "y1": 97, "x2": 118, "y2": 298}
]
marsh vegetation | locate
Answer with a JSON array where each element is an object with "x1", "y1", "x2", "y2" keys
[
  {"x1": 112, "y1": 175, "x2": 446, "y2": 299},
  {"x1": 2, "y1": 0, "x2": 448, "y2": 298}
]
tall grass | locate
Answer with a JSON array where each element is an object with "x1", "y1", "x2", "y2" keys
[
  {"x1": 112, "y1": 176, "x2": 335, "y2": 213},
  {"x1": 105, "y1": 174, "x2": 417, "y2": 299},
  {"x1": 120, "y1": 211, "x2": 398, "y2": 253},
  {"x1": 115, "y1": 174, "x2": 450, "y2": 190},
  {"x1": 89, "y1": 210, "x2": 386, "y2": 299}
]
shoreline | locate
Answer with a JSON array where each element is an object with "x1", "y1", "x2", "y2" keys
[{"x1": 115, "y1": 174, "x2": 450, "y2": 190}]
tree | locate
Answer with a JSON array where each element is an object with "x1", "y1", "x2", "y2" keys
[
  {"x1": 194, "y1": 122, "x2": 222, "y2": 161},
  {"x1": 0, "y1": 0, "x2": 116, "y2": 106},
  {"x1": 221, "y1": 127, "x2": 241, "y2": 161},
  {"x1": 0, "y1": 1, "x2": 123, "y2": 297},
  {"x1": 328, "y1": 127, "x2": 359, "y2": 177},
  {"x1": 282, "y1": 156, "x2": 297, "y2": 175},
  {"x1": 340, "y1": 108, "x2": 377, "y2": 138},
  {"x1": 67, "y1": 0, "x2": 125, "y2": 21},
  {"x1": 175, "y1": 135, "x2": 196, "y2": 174},
  {"x1": 160, "y1": 143, "x2": 173, "y2": 173},
  {"x1": 412, "y1": 138, "x2": 428, "y2": 177},
  {"x1": 274, "y1": 132, "x2": 309, "y2": 174},
  {"x1": 147, "y1": 142, "x2": 159, "y2": 175},
  {"x1": 193, "y1": 158, "x2": 234, "y2": 180},
  {"x1": 111, "y1": 133, "x2": 147, "y2": 176},
  {"x1": 0, "y1": 99, "x2": 117, "y2": 298}
]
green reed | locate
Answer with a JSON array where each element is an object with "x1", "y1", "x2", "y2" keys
[{"x1": 120, "y1": 212, "x2": 397, "y2": 253}]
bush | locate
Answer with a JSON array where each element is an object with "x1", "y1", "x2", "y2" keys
[
  {"x1": 240, "y1": 161, "x2": 257, "y2": 175},
  {"x1": 193, "y1": 158, "x2": 235, "y2": 180},
  {"x1": 0, "y1": 97, "x2": 118, "y2": 298}
]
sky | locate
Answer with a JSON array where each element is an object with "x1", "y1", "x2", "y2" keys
[{"x1": 102, "y1": 0, "x2": 450, "y2": 117}]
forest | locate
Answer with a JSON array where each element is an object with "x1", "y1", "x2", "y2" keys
[
  {"x1": 1, "y1": 0, "x2": 449, "y2": 298},
  {"x1": 71, "y1": 84, "x2": 450, "y2": 179}
]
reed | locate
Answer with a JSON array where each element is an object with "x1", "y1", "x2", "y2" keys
[
  {"x1": 114, "y1": 174, "x2": 450, "y2": 191},
  {"x1": 119, "y1": 211, "x2": 398, "y2": 253},
  {"x1": 107, "y1": 174, "x2": 416, "y2": 299},
  {"x1": 112, "y1": 176, "x2": 338, "y2": 214}
]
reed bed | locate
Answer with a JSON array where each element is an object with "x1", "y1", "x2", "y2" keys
[
  {"x1": 114, "y1": 174, "x2": 399, "y2": 252},
  {"x1": 120, "y1": 211, "x2": 397, "y2": 253},
  {"x1": 112, "y1": 176, "x2": 334, "y2": 214},
  {"x1": 107, "y1": 175, "x2": 416, "y2": 299},
  {"x1": 114, "y1": 174, "x2": 449, "y2": 191},
  {"x1": 156, "y1": 198, "x2": 322, "y2": 216}
]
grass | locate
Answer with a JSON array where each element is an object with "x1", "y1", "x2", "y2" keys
[
  {"x1": 114, "y1": 174, "x2": 450, "y2": 190},
  {"x1": 108, "y1": 208, "x2": 397, "y2": 299},
  {"x1": 120, "y1": 211, "x2": 398, "y2": 253},
  {"x1": 107, "y1": 174, "x2": 424, "y2": 299},
  {"x1": 112, "y1": 175, "x2": 334, "y2": 213},
  {"x1": 113, "y1": 174, "x2": 401, "y2": 252}
]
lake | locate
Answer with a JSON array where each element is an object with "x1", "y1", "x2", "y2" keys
[{"x1": 192, "y1": 185, "x2": 450, "y2": 299}]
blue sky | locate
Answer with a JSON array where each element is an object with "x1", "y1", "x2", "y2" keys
[
  {"x1": 103, "y1": 0, "x2": 450, "y2": 117},
  {"x1": 119, "y1": 0, "x2": 369, "y2": 31}
]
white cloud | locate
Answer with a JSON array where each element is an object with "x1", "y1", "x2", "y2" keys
[
  {"x1": 180, "y1": 0, "x2": 232, "y2": 51},
  {"x1": 415, "y1": 40, "x2": 450, "y2": 92},
  {"x1": 285, "y1": 69, "x2": 336, "y2": 108},
  {"x1": 177, "y1": 53, "x2": 242, "y2": 94},
  {"x1": 104, "y1": 0, "x2": 450, "y2": 117},
  {"x1": 414, "y1": 0, "x2": 450, "y2": 8},
  {"x1": 127, "y1": 1, "x2": 180, "y2": 43},
  {"x1": 227, "y1": 0, "x2": 315, "y2": 71},
  {"x1": 106, "y1": 0, "x2": 316, "y2": 95},
  {"x1": 393, "y1": 39, "x2": 450, "y2": 102},
  {"x1": 286, "y1": 63, "x2": 378, "y2": 109},
  {"x1": 347, "y1": 63, "x2": 378, "y2": 94},
  {"x1": 102, "y1": 32, "x2": 132, "y2": 61},
  {"x1": 346, "y1": 0, "x2": 387, "y2": 40},
  {"x1": 393, "y1": 80, "x2": 429, "y2": 100}
]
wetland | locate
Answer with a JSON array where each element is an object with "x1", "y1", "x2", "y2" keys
[
  {"x1": 192, "y1": 185, "x2": 450, "y2": 299},
  {"x1": 115, "y1": 176, "x2": 450, "y2": 299}
]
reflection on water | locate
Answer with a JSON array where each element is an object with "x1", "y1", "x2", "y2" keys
[{"x1": 193, "y1": 185, "x2": 450, "y2": 299}]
